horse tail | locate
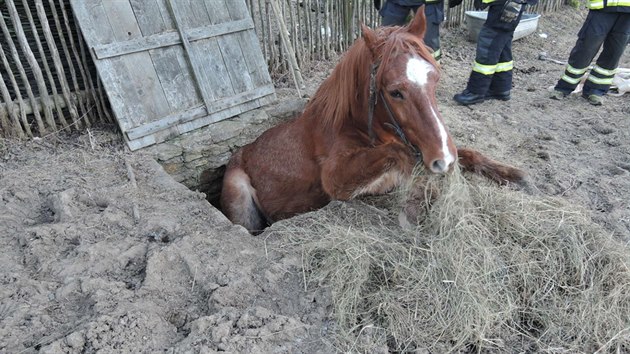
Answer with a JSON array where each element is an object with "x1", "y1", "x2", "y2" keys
[
  {"x1": 220, "y1": 153, "x2": 268, "y2": 234},
  {"x1": 457, "y1": 147, "x2": 527, "y2": 186}
]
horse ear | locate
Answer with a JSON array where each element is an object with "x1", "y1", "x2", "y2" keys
[
  {"x1": 361, "y1": 24, "x2": 378, "y2": 55},
  {"x1": 406, "y1": 5, "x2": 427, "y2": 38}
]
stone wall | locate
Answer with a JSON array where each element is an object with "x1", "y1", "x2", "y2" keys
[{"x1": 145, "y1": 98, "x2": 307, "y2": 205}]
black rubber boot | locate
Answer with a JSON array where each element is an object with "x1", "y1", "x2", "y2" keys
[
  {"x1": 454, "y1": 89, "x2": 485, "y2": 105},
  {"x1": 486, "y1": 90, "x2": 511, "y2": 101}
]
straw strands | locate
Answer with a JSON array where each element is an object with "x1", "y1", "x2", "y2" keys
[{"x1": 267, "y1": 167, "x2": 630, "y2": 353}]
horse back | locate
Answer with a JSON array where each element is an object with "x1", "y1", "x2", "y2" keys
[{"x1": 228, "y1": 118, "x2": 330, "y2": 221}]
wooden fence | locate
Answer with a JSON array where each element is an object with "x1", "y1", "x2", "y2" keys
[
  {"x1": 0, "y1": 0, "x2": 112, "y2": 139},
  {"x1": 249, "y1": 0, "x2": 570, "y2": 90},
  {"x1": 1, "y1": 0, "x2": 570, "y2": 140}
]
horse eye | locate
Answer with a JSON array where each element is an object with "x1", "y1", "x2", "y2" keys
[{"x1": 389, "y1": 90, "x2": 404, "y2": 99}]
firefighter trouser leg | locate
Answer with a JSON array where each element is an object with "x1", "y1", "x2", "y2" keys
[
  {"x1": 489, "y1": 39, "x2": 514, "y2": 94},
  {"x1": 584, "y1": 13, "x2": 630, "y2": 95},
  {"x1": 555, "y1": 12, "x2": 630, "y2": 95},
  {"x1": 424, "y1": 3, "x2": 444, "y2": 60},
  {"x1": 424, "y1": 20, "x2": 441, "y2": 59},
  {"x1": 465, "y1": 25, "x2": 514, "y2": 95},
  {"x1": 381, "y1": 13, "x2": 407, "y2": 26},
  {"x1": 380, "y1": 2, "x2": 414, "y2": 26}
]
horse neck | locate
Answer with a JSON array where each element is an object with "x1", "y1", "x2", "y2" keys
[{"x1": 303, "y1": 42, "x2": 372, "y2": 134}]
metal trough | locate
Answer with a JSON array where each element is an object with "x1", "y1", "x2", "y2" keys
[{"x1": 465, "y1": 11, "x2": 541, "y2": 42}]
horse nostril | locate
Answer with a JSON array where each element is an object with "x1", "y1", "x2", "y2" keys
[{"x1": 430, "y1": 159, "x2": 449, "y2": 174}]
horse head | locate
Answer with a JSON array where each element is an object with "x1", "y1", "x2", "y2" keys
[{"x1": 362, "y1": 8, "x2": 457, "y2": 174}]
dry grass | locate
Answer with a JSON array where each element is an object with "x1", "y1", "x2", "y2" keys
[{"x1": 267, "y1": 167, "x2": 630, "y2": 353}]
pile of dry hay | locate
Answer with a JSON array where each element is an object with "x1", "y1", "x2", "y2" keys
[{"x1": 267, "y1": 167, "x2": 630, "y2": 353}]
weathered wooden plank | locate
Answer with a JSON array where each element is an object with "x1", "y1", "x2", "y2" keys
[
  {"x1": 128, "y1": 122, "x2": 181, "y2": 151},
  {"x1": 72, "y1": 0, "x2": 275, "y2": 151},
  {"x1": 177, "y1": 0, "x2": 235, "y2": 109},
  {"x1": 169, "y1": 0, "x2": 234, "y2": 104},
  {"x1": 127, "y1": 105, "x2": 205, "y2": 140},
  {"x1": 125, "y1": 84, "x2": 274, "y2": 140},
  {"x1": 177, "y1": 105, "x2": 242, "y2": 135},
  {"x1": 101, "y1": 0, "x2": 171, "y2": 127},
  {"x1": 151, "y1": 46, "x2": 201, "y2": 112},
  {"x1": 127, "y1": 134, "x2": 156, "y2": 151},
  {"x1": 202, "y1": 0, "x2": 255, "y2": 115},
  {"x1": 130, "y1": 0, "x2": 200, "y2": 113},
  {"x1": 70, "y1": 0, "x2": 144, "y2": 131},
  {"x1": 193, "y1": 83, "x2": 272, "y2": 118},
  {"x1": 212, "y1": 5, "x2": 255, "y2": 112},
  {"x1": 224, "y1": 0, "x2": 276, "y2": 110},
  {"x1": 127, "y1": 101, "x2": 247, "y2": 150},
  {"x1": 92, "y1": 18, "x2": 254, "y2": 59},
  {"x1": 166, "y1": 0, "x2": 217, "y2": 110},
  {"x1": 153, "y1": 0, "x2": 176, "y2": 30},
  {"x1": 130, "y1": 0, "x2": 168, "y2": 36}
]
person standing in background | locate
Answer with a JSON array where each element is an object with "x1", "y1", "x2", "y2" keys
[
  {"x1": 550, "y1": 1, "x2": 629, "y2": 106},
  {"x1": 377, "y1": 0, "x2": 463, "y2": 61},
  {"x1": 453, "y1": 0, "x2": 538, "y2": 105}
]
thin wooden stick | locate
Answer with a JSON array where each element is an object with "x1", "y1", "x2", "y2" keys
[
  {"x1": 36, "y1": 0, "x2": 80, "y2": 127},
  {"x1": 96, "y1": 78, "x2": 112, "y2": 124},
  {"x1": 269, "y1": 0, "x2": 304, "y2": 94},
  {"x1": 265, "y1": 0, "x2": 277, "y2": 70},
  {"x1": 58, "y1": 0, "x2": 93, "y2": 127},
  {"x1": 8, "y1": 0, "x2": 56, "y2": 131},
  {"x1": 5, "y1": 0, "x2": 57, "y2": 132},
  {"x1": 124, "y1": 159, "x2": 141, "y2": 223},
  {"x1": 293, "y1": 0, "x2": 303, "y2": 66},
  {"x1": 21, "y1": 0, "x2": 68, "y2": 128},
  {"x1": 0, "y1": 6, "x2": 47, "y2": 134},
  {"x1": 304, "y1": 0, "x2": 313, "y2": 64},
  {"x1": 0, "y1": 71, "x2": 14, "y2": 135},
  {"x1": 0, "y1": 70, "x2": 25, "y2": 137},
  {"x1": 314, "y1": 0, "x2": 321, "y2": 60},
  {"x1": 0, "y1": 41, "x2": 32, "y2": 137},
  {"x1": 323, "y1": 0, "x2": 330, "y2": 58},
  {"x1": 75, "y1": 17, "x2": 110, "y2": 124},
  {"x1": 285, "y1": 0, "x2": 299, "y2": 66}
]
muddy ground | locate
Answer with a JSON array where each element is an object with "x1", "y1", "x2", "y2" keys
[{"x1": 1, "y1": 7, "x2": 629, "y2": 353}]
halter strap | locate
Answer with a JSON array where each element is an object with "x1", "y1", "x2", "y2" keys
[
  {"x1": 367, "y1": 62, "x2": 379, "y2": 144},
  {"x1": 367, "y1": 61, "x2": 421, "y2": 158},
  {"x1": 380, "y1": 91, "x2": 420, "y2": 157}
]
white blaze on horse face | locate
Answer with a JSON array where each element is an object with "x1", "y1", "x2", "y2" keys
[
  {"x1": 430, "y1": 106, "x2": 455, "y2": 168},
  {"x1": 406, "y1": 57, "x2": 455, "y2": 169},
  {"x1": 406, "y1": 57, "x2": 433, "y2": 87}
]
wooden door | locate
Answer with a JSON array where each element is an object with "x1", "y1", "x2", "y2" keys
[{"x1": 71, "y1": 0, "x2": 275, "y2": 150}]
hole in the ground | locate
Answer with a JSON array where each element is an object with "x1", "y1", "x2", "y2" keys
[
  {"x1": 196, "y1": 165, "x2": 271, "y2": 234},
  {"x1": 148, "y1": 99, "x2": 307, "y2": 233},
  {"x1": 198, "y1": 165, "x2": 226, "y2": 211}
]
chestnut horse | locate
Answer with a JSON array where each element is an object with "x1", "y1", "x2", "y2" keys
[{"x1": 221, "y1": 9, "x2": 524, "y2": 233}]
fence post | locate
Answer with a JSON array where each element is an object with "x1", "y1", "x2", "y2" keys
[{"x1": 269, "y1": 0, "x2": 305, "y2": 96}]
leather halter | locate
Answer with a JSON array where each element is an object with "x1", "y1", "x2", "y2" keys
[{"x1": 367, "y1": 61, "x2": 421, "y2": 158}]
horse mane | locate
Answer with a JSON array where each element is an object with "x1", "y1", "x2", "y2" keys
[{"x1": 304, "y1": 25, "x2": 438, "y2": 134}]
